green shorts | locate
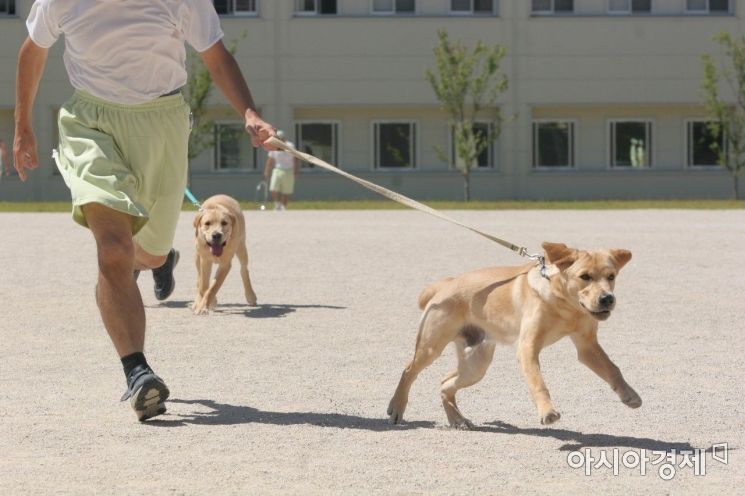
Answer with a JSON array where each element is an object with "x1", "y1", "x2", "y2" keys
[
  {"x1": 54, "y1": 90, "x2": 191, "y2": 256},
  {"x1": 269, "y1": 168, "x2": 295, "y2": 195}
]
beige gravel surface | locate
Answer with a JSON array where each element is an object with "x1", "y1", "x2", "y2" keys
[{"x1": 1, "y1": 209, "x2": 743, "y2": 495}]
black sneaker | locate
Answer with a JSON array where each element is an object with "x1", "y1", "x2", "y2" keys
[
  {"x1": 120, "y1": 364, "x2": 170, "y2": 421},
  {"x1": 152, "y1": 249, "x2": 179, "y2": 301}
]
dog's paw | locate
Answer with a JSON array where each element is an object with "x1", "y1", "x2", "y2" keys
[
  {"x1": 246, "y1": 294, "x2": 257, "y2": 306},
  {"x1": 621, "y1": 390, "x2": 642, "y2": 409},
  {"x1": 449, "y1": 418, "x2": 475, "y2": 430},
  {"x1": 192, "y1": 302, "x2": 209, "y2": 315},
  {"x1": 387, "y1": 399, "x2": 406, "y2": 425},
  {"x1": 541, "y1": 410, "x2": 561, "y2": 425}
]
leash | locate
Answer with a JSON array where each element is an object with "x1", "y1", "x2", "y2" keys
[
  {"x1": 265, "y1": 136, "x2": 547, "y2": 275},
  {"x1": 184, "y1": 187, "x2": 203, "y2": 211}
]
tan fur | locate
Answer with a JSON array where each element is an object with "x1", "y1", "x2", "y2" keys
[
  {"x1": 191, "y1": 194, "x2": 257, "y2": 315},
  {"x1": 388, "y1": 242, "x2": 640, "y2": 428}
]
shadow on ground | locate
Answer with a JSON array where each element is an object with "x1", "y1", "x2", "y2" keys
[
  {"x1": 150, "y1": 399, "x2": 698, "y2": 452},
  {"x1": 152, "y1": 301, "x2": 345, "y2": 318}
]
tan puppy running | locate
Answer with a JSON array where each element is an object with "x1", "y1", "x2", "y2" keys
[
  {"x1": 192, "y1": 194, "x2": 257, "y2": 315},
  {"x1": 388, "y1": 242, "x2": 641, "y2": 428}
]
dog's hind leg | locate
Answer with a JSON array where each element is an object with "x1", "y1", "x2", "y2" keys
[
  {"x1": 236, "y1": 242, "x2": 257, "y2": 306},
  {"x1": 441, "y1": 335, "x2": 495, "y2": 429},
  {"x1": 388, "y1": 303, "x2": 459, "y2": 424}
]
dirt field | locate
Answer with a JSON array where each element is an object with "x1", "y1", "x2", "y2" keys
[{"x1": 1, "y1": 208, "x2": 742, "y2": 495}]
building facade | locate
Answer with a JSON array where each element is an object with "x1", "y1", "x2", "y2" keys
[{"x1": 1, "y1": 0, "x2": 743, "y2": 201}]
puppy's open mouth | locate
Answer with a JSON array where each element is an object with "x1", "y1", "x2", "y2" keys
[
  {"x1": 581, "y1": 303, "x2": 611, "y2": 320},
  {"x1": 207, "y1": 240, "x2": 227, "y2": 257}
]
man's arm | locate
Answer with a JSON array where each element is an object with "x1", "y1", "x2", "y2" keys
[
  {"x1": 14, "y1": 37, "x2": 49, "y2": 182},
  {"x1": 199, "y1": 41, "x2": 276, "y2": 150}
]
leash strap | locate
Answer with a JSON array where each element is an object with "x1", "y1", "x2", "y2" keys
[
  {"x1": 184, "y1": 187, "x2": 203, "y2": 211},
  {"x1": 265, "y1": 136, "x2": 545, "y2": 266}
]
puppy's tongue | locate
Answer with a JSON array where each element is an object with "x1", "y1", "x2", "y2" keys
[{"x1": 210, "y1": 243, "x2": 224, "y2": 257}]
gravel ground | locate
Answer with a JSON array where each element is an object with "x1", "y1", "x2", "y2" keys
[{"x1": 1, "y1": 208, "x2": 743, "y2": 495}]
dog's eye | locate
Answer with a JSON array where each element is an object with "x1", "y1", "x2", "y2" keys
[
  {"x1": 204, "y1": 221, "x2": 211, "y2": 227},
  {"x1": 579, "y1": 273, "x2": 592, "y2": 281},
  {"x1": 608, "y1": 274, "x2": 616, "y2": 281},
  {"x1": 221, "y1": 220, "x2": 228, "y2": 226}
]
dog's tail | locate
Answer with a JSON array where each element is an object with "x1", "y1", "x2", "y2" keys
[{"x1": 418, "y1": 277, "x2": 454, "y2": 310}]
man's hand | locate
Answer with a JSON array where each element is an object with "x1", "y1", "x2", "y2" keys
[
  {"x1": 13, "y1": 126, "x2": 39, "y2": 182},
  {"x1": 244, "y1": 109, "x2": 277, "y2": 151}
]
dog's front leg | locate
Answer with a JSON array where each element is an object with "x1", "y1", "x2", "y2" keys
[
  {"x1": 571, "y1": 332, "x2": 642, "y2": 409},
  {"x1": 517, "y1": 335, "x2": 561, "y2": 425},
  {"x1": 192, "y1": 256, "x2": 213, "y2": 314},
  {"x1": 202, "y1": 262, "x2": 232, "y2": 311}
]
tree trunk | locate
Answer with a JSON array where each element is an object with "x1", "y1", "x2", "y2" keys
[
  {"x1": 463, "y1": 172, "x2": 471, "y2": 202},
  {"x1": 735, "y1": 173, "x2": 740, "y2": 200}
]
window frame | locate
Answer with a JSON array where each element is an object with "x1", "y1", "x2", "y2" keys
[
  {"x1": 449, "y1": 0, "x2": 497, "y2": 15},
  {"x1": 685, "y1": 0, "x2": 731, "y2": 14},
  {"x1": 607, "y1": 119, "x2": 654, "y2": 169},
  {"x1": 685, "y1": 119, "x2": 726, "y2": 169},
  {"x1": 294, "y1": 0, "x2": 338, "y2": 15},
  {"x1": 607, "y1": 0, "x2": 652, "y2": 15},
  {"x1": 213, "y1": 120, "x2": 258, "y2": 172},
  {"x1": 532, "y1": 119, "x2": 576, "y2": 170},
  {"x1": 449, "y1": 120, "x2": 497, "y2": 170},
  {"x1": 294, "y1": 120, "x2": 341, "y2": 171},
  {"x1": 372, "y1": 120, "x2": 418, "y2": 170},
  {"x1": 531, "y1": 0, "x2": 574, "y2": 15},
  {"x1": 370, "y1": 0, "x2": 417, "y2": 15},
  {"x1": 214, "y1": 0, "x2": 259, "y2": 17},
  {"x1": 0, "y1": 0, "x2": 16, "y2": 16}
]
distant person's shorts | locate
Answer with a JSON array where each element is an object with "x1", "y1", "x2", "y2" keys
[
  {"x1": 54, "y1": 90, "x2": 191, "y2": 256},
  {"x1": 269, "y1": 168, "x2": 295, "y2": 195}
]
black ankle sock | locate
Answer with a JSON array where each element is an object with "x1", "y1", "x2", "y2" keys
[{"x1": 121, "y1": 352, "x2": 148, "y2": 378}]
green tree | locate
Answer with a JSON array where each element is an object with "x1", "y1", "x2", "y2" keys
[
  {"x1": 183, "y1": 34, "x2": 245, "y2": 163},
  {"x1": 425, "y1": 29, "x2": 509, "y2": 201},
  {"x1": 701, "y1": 32, "x2": 745, "y2": 200}
]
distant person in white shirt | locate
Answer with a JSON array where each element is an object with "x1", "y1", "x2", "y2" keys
[
  {"x1": 263, "y1": 130, "x2": 300, "y2": 210},
  {"x1": 14, "y1": 0, "x2": 277, "y2": 421}
]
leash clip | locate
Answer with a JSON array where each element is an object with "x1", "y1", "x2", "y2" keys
[{"x1": 519, "y1": 248, "x2": 549, "y2": 280}]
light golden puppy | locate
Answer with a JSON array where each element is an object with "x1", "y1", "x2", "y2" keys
[
  {"x1": 192, "y1": 194, "x2": 257, "y2": 315},
  {"x1": 388, "y1": 242, "x2": 641, "y2": 428}
]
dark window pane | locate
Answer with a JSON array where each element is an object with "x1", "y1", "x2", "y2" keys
[
  {"x1": 554, "y1": 0, "x2": 573, "y2": 12},
  {"x1": 213, "y1": 0, "x2": 230, "y2": 15},
  {"x1": 687, "y1": 0, "x2": 707, "y2": 10},
  {"x1": 297, "y1": 0, "x2": 315, "y2": 11},
  {"x1": 613, "y1": 122, "x2": 649, "y2": 167},
  {"x1": 320, "y1": 0, "x2": 337, "y2": 14},
  {"x1": 397, "y1": 0, "x2": 415, "y2": 12},
  {"x1": 474, "y1": 0, "x2": 493, "y2": 12},
  {"x1": 536, "y1": 123, "x2": 571, "y2": 167},
  {"x1": 216, "y1": 124, "x2": 254, "y2": 169},
  {"x1": 452, "y1": 0, "x2": 471, "y2": 11},
  {"x1": 235, "y1": 0, "x2": 255, "y2": 12},
  {"x1": 691, "y1": 122, "x2": 722, "y2": 166},
  {"x1": 532, "y1": 0, "x2": 551, "y2": 11},
  {"x1": 632, "y1": 0, "x2": 651, "y2": 11},
  {"x1": 299, "y1": 123, "x2": 335, "y2": 165},
  {"x1": 379, "y1": 124, "x2": 412, "y2": 168},
  {"x1": 710, "y1": 0, "x2": 729, "y2": 12}
]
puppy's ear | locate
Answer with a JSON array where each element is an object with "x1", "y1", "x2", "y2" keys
[
  {"x1": 193, "y1": 213, "x2": 203, "y2": 236},
  {"x1": 610, "y1": 249, "x2": 632, "y2": 270},
  {"x1": 227, "y1": 211, "x2": 237, "y2": 228},
  {"x1": 542, "y1": 242, "x2": 577, "y2": 271}
]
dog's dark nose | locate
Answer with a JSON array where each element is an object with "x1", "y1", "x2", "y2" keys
[
  {"x1": 599, "y1": 293, "x2": 615, "y2": 308},
  {"x1": 211, "y1": 232, "x2": 222, "y2": 241}
]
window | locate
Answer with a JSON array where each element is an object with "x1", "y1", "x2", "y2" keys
[
  {"x1": 295, "y1": 122, "x2": 339, "y2": 169},
  {"x1": 533, "y1": 121, "x2": 574, "y2": 168},
  {"x1": 532, "y1": 0, "x2": 573, "y2": 14},
  {"x1": 687, "y1": 121, "x2": 724, "y2": 167},
  {"x1": 0, "y1": 0, "x2": 15, "y2": 15},
  {"x1": 214, "y1": 123, "x2": 257, "y2": 171},
  {"x1": 374, "y1": 122, "x2": 416, "y2": 169},
  {"x1": 296, "y1": 0, "x2": 337, "y2": 14},
  {"x1": 372, "y1": 0, "x2": 415, "y2": 14},
  {"x1": 608, "y1": 0, "x2": 651, "y2": 14},
  {"x1": 609, "y1": 120, "x2": 652, "y2": 168},
  {"x1": 213, "y1": 0, "x2": 258, "y2": 16},
  {"x1": 450, "y1": 0, "x2": 496, "y2": 15},
  {"x1": 451, "y1": 122, "x2": 495, "y2": 169},
  {"x1": 686, "y1": 0, "x2": 730, "y2": 13}
]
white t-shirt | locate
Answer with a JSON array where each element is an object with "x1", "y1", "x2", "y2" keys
[
  {"x1": 269, "y1": 142, "x2": 297, "y2": 170},
  {"x1": 26, "y1": 0, "x2": 224, "y2": 104}
]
